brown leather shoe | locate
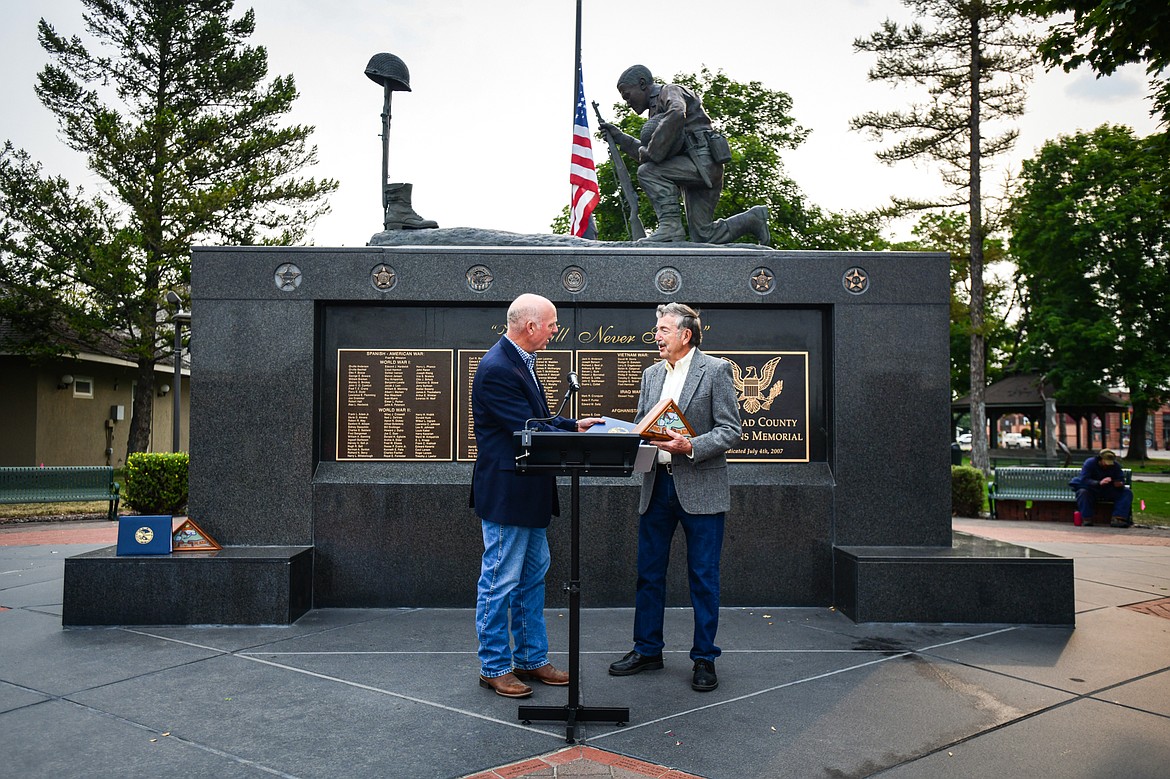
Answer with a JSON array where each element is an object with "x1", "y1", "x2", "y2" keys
[
  {"x1": 513, "y1": 663, "x2": 570, "y2": 686},
  {"x1": 479, "y1": 672, "x2": 533, "y2": 698}
]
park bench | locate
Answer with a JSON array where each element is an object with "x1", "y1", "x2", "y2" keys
[
  {"x1": 0, "y1": 466, "x2": 121, "y2": 521},
  {"x1": 988, "y1": 466, "x2": 1132, "y2": 522}
]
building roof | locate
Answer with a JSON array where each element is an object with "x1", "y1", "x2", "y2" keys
[
  {"x1": 0, "y1": 318, "x2": 188, "y2": 374},
  {"x1": 951, "y1": 373, "x2": 1126, "y2": 414}
]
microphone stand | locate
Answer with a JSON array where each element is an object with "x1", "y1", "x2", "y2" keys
[{"x1": 522, "y1": 374, "x2": 579, "y2": 447}]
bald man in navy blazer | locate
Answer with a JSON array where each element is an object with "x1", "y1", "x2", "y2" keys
[{"x1": 470, "y1": 293, "x2": 601, "y2": 698}]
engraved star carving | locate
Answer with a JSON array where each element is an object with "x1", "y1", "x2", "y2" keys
[
  {"x1": 276, "y1": 264, "x2": 301, "y2": 291},
  {"x1": 372, "y1": 265, "x2": 396, "y2": 289},
  {"x1": 844, "y1": 268, "x2": 867, "y2": 293},
  {"x1": 752, "y1": 269, "x2": 774, "y2": 292}
]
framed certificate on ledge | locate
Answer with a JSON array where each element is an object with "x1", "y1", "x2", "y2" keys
[{"x1": 633, "y1": 398, "x2": 694, "y2": 441}]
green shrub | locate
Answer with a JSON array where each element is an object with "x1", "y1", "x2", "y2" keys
[
  {"x1": 952, "y1": 465, "x2": 985, "y2": 517},
  {"x1": 124, "y1": 452, "x2": 189, "y2": 514}
]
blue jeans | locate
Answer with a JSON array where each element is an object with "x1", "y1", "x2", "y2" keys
[
  {"x1": 476, "y1": 520, "x2": 551, "y2": 678},
  {"x1": 633, "y1": 471, "x2": 724, "y2": 662},
  {"x1": 1076, "y1": 486, "x2": 1133, "y2": 520}
]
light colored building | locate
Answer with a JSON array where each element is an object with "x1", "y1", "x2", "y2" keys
[{"x1": 0, "y1": 338, "x2": 188, "y2": 467}]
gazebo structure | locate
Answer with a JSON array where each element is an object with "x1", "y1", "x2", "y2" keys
[{"x1": 951, "y1": 373, "x2": 1126, "y2": 452}]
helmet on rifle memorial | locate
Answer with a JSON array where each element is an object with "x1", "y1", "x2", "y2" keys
[{"x1": 365, "y1": 53, "x2": 411, "y2": 91}]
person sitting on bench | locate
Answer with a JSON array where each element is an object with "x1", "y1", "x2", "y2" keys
[{"x1": 1070, "y1": 448, "x2": 1133, "y2": 528}]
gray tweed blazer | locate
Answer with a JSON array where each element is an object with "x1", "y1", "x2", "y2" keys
[{"x1": 635, "y1": 348, "x2": 743, "y2": 515}]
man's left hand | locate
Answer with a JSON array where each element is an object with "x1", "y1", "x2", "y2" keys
[
  {"x1": 576, "y1": 417, "x2": 605, "y2": 432},
  {"x1": 654, "y1": 428, "x2": 693, "y2": 456}
]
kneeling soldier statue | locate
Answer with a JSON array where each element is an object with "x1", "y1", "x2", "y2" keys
[{"x1": 598, "y1": 64, "x2": 770, "y2": 246}]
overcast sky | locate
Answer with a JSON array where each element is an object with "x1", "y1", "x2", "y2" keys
[{"x1": 1, "y1": 0, "x2": 1161, "y2": 247}]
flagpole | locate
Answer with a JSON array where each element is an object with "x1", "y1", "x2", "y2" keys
[
  {"x1": 520, "y1": 6, "x2": 631, "y2": 739},
  {"x1": 574, "y1": 0, "x2": 583, "y2": 110}
]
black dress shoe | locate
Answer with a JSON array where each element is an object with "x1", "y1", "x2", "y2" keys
[
  {"x1": 692, "y1": 659, "x2": 718, "y2": 691},
  {"x1": 608, "y1": 650, "x2": 664, "y2": 676}
]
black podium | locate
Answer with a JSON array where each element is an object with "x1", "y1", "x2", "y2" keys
[{"x1": 513, "y1": 430, "x2": 643, "y2": 742}]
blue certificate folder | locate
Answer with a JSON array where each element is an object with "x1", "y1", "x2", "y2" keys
[
  {"x1": 116, "y1": 515, "x2": 173, "y2": 555},
  {"x1": 584, "y1": 416, "x2": 636, "y2": 434}
]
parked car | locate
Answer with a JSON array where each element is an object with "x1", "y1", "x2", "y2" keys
[{"x1": 1002, "y1": 432, "x2": 1027, "y2": 448}]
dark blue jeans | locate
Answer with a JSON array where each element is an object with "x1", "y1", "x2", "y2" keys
[
  {"x1": 633, "y1": 471, "x2": 724, "y2": 662},
  {"x1": 1075, "y1": 486, "x2": 1133, "y2": 521}
]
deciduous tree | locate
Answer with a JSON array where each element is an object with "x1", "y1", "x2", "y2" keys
[
  {"x1": 888, "y1": 212, "x2": 1018, "y2": 395},
  {"x1": 1016, "y1": 0, "x2": 1170, "y2": 122},
  {"x1": 1011, "y1": 124, "x2": 1170, "y2": 460}
]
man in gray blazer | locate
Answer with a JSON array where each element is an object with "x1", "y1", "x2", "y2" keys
[{"x1": 608, "y1": 303, "x2": 742, "y2": 691}]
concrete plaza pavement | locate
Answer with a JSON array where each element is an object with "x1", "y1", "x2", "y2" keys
[{"x1": 1, "y1": 516, "x2": 1169, "y2": 778}]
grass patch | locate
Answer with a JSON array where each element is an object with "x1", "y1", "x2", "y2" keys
[
  {"x1": 0, "y1": 501, "x2": 111, "y2": 522},
  {"x1": 1133, "y1": 480, "x2": 1170, "y2": 528},
  {"x1": 1123, "y1": 458, "x2": 1170, "y2": 475}
]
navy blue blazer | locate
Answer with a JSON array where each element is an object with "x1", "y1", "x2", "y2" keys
[{"x1": 469, "y1": 337, "x2": 576, "y2": 528}]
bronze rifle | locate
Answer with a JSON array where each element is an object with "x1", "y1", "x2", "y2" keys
[{"x1": 592, "y1": 101, "x2": 646, "y2": 240}]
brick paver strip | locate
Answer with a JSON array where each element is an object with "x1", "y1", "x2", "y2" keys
[
  {"x1": 0, "y1": 521, "x2": 117, "y2": 547},
  {"x1": 496, "y1": 758, "x2": 556, "y2": 778},
  {"x1": 953, "y1": 518, "x2": 1170, "y2": 546},
  {"x1": 1123, "y1": 597, "x2": 1170, "y2": 620},
  {"x1": 460, "y1": 748, "x2": 700, "y2": 779}
]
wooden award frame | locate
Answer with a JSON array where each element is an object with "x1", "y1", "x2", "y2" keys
[
  {"x1": 633, "y1": 398, "x2": 694, "y2": 441},
  {"x1": 171, "y1": 517, "x2": 222, "y2": 552}
]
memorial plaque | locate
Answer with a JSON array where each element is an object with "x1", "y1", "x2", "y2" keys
[
  {"x1": 576, "y1": 350, "x2": 659, "y2": 421},
  {"x1": 713, "y1": 351, "x2": 810, "y2": 462},
  {"x1": 336, "y1": 349, "x2": 454, "y2": 461},
  {"x1": 456, "y1": 349, "x2": 575, "y2": 462},
  {"x1": 320, "y1": 305, "x2": 827, "y2": 464}
]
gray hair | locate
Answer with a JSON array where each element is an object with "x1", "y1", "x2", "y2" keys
[{"x1": 656, "y1": 302, "x2": 701, "y2": 346}]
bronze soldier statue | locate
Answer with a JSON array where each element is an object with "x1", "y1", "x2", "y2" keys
[{"x1": 598, "y1": 65, "x2": 770, "y2": 245}]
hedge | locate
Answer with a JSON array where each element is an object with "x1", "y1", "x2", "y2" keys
[{"x1": 123, "y1": 452, "x2": 189, "y2": 514}]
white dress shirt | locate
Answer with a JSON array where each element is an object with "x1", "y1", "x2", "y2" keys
[{"x1": 656, "y1": 348, "x2": 693, "y2": 465}]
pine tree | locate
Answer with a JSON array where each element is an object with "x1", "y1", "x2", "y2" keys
[
  {"x1": 0, "y1": 0, "x2": 337, "y2": 455},
  {"x1": 851, "y1": 0, "x2": 1036, "y2": 473}
]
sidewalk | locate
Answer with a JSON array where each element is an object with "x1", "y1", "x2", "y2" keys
[{"x1": 2, "y1": 518, "x2": 1168, "y2": 778}]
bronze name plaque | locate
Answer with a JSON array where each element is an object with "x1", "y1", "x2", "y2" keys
[
  {"x1": 456, "y1": 349, "x2": 575, "y2": 462},
  {"x1": 576, "y1": 350, "x2": 659, "y2": 420},
  {"x1": 337, "y1": 349, "x2": 454, "y2": 461},
  {"x1": 335, "y1": 346, "x2": 809, "y2": 463}
]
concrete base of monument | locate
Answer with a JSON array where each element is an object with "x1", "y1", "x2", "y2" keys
[
  {"x1": 62, "y1": 546, "x2": 313, "y2": 626},
  {"x1": 833, "y1": 532, "x2": 1075, "y2": 625},
  {"x1": 367, "y1": 225, "x2": 776, "y2": 249}
]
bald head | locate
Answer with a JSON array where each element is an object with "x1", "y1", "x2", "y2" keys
[{"x1": 507, "y1": 293, "x2": 559, "y2": 353}]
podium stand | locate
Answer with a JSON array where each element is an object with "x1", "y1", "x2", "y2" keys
[{"x1": 513, "y1": 430, "x2": 643, "y2": 742}]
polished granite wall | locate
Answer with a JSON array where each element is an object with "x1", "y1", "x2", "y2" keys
[{"x1": 187, "y1": 246, "x2": 960, "y2": 612}]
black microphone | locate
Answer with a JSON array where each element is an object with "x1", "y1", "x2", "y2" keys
[{"x1": 567, "y1": 372, "x2": 580, "y2": 393}]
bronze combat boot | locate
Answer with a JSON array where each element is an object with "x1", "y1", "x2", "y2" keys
[
  {"x1": 637, "y1": 205, "x2": 687, "y2": 243},
  {"x1": 384, "y1": 182, "x2": 439, "y2": 230},
  {"x1": 726, "y1": 205, "x2": 770, "y2": 246}
]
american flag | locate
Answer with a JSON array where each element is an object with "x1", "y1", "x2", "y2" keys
[{"x1": 569, "y1": 71, "x2": 599, "y2": 238}]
